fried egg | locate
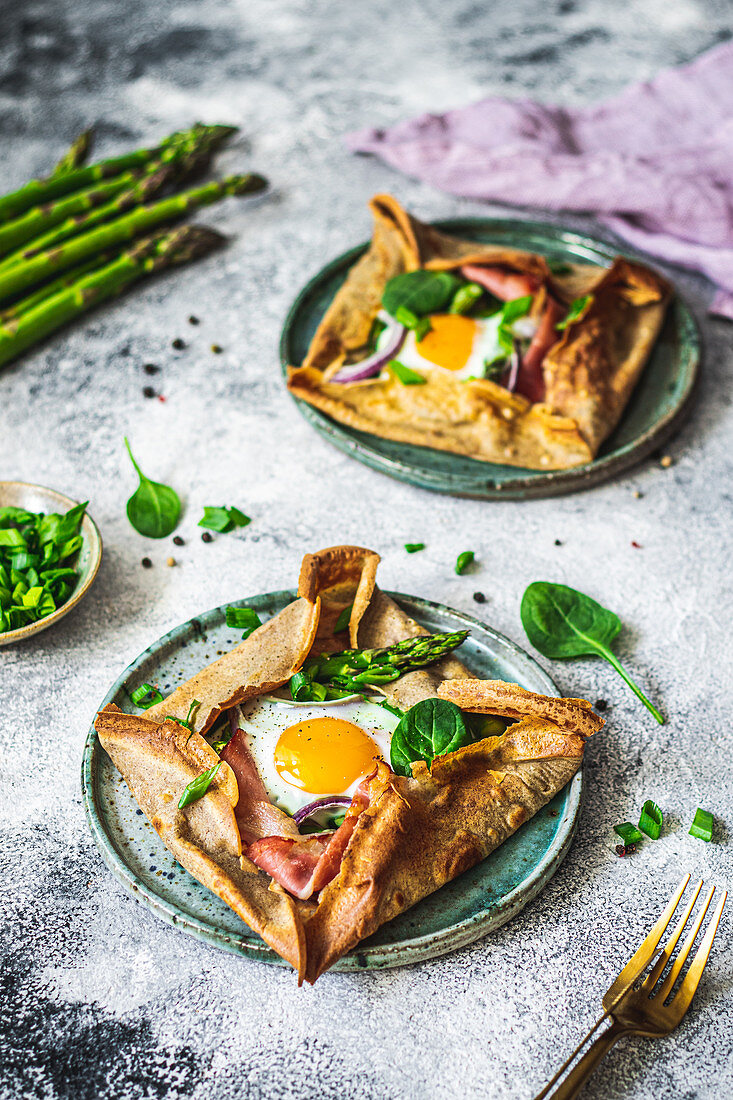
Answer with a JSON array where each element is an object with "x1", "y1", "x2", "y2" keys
[
  {"x1": 236, "y1": 694, "x2": 399, "y2": 814},
  {"x1": 377, "y1": 309, "x2": 520, "y2": 382}
]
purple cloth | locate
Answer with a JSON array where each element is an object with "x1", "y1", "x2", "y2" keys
[{"x1": 346, "y1": 44, "x2": 733, "y2": 317}]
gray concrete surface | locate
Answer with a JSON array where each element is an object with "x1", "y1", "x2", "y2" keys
[{"x1": 1, "y1": 2, "x2": 732, "y2": 1098}]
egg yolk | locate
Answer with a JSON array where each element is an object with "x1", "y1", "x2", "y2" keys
[
  {"x1": 415, "y1": 314, "x2": 477, "y2": 371},
  {"x1": 274, "y1": 717, "x2": 381, "y2": 794}
]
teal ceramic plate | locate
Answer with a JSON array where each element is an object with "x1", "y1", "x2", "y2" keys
[
  {"x1": 281, "y1": 218, "x2": 700, "y2": 500},
  {"x1": 82, "y1": 591, "x2": 581, "y2": 971}
]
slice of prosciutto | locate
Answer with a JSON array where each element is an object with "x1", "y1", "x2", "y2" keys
[
  {"x1": 460, "y1": 264, "x2": 539, "y2": 302},
  {"x1": 513, "y1": 296, "x2": 565, "y2": 404},
  {"x1": 221, "y1": 725, "x2": 301, "y2": 845},
  {"x1": 247, "y1": 779, "x2": 372, "y2": 901}
]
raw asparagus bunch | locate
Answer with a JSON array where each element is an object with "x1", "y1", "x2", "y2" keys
[
  {"x1": 292, "y1": 630, "x2": 470, "y2": 697},
  {"x1": 0, "y1": 226, "x2": 225, "y2": 369},
  {"x1": 51, "y1": 130, "x2": 94, "y2": 177}
]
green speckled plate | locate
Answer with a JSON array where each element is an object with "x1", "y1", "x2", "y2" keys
[
  {"x1": 82, "y1": 591, "x2": 580, "y2": 971},
  {"x1": 281, "y1": 218, "x2": 700, "y2": 500}
]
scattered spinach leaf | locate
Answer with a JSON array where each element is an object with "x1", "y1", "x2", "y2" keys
[
  {"x1": 124, "y1": 438, "x2": 181, "y2": 539},
  {"x1": 390, "y1": 697, "x2": 471, "y2": 777},
  {"x1": 198, "y1": 505, "x2": 251, "y2": 533},
  {"x1": 389, "y1": 359, "x2": 426, "y2": 385},
  {"x1": 382, "y1": 270, "x2": 461, "y2": 319},
  {"x1": 455, "y1": 550, "x2": 475, "y2": 575},
  {"x1": 178, "y1": 762, "x2": 222, "y2": 809},
  {"x1": 520, "y1": 582, "x2": 664, "y2": 723},
  {"x1": 556, "y1": 295, "x2": 593, "y2": 331}
]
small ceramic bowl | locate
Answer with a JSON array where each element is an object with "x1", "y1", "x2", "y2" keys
[{"x1": 0, "y1": 480, "x2": 102, "y2": 646}]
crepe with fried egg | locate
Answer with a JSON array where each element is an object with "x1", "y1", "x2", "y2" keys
[
  {"x1": 287, "y1": 196, "x2": 671, "y2": 471},
  {"x1": 95, "y1": 545, "x2": 603, "y2": 981}
]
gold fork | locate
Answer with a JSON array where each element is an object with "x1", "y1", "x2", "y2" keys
[{"x1": 535, "y1": 874, "x2": 727, "y2": 1100}]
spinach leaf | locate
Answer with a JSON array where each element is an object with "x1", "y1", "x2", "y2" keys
[
  {"x1": 390, "y1": 697, "x2": 472, "y2": 777},
  {"x1": 556, "y1": 295, "x2": 593, "y2": 331},
  {"x1": 199, "y1": 505, "x2": 251, "y2": 533},
  {"x1": 382, "y1": 270, "x2": 461, "y2": 320},
  {"x1": 520, "y1": 582, "x2": 664, "y2": 723},
  {"x1": 124, "y1": 438, "x2": 181, "y2": 539}
]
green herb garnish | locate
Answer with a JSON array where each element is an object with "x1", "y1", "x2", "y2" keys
[
  {"x1": 404, "y1": 543, "x2": 425, "y2": 554},
  {"x1": 689, "y1": 808, "x2": 714, "y2": 842},
  {"x1": 382, "y1": 270, "x2": 461, "y2": 320},
  {"x1": 639, "y1": 800, "x2": 663, "y2": 839},
  {"x1": 198, "y1": 505, "x2": 251, "y2": 533},
  {"x1": 455, "y1": 550, "x2": 475, "y2": 575},
  {"x1": 390, "y1": 697, "x2": 471, "y2": 777},
  {"x1": 178, "y1": 761, "x2": 222, "y2": 809},
  {"x1": 0, "y1": 501, "x2": 87, "y2": 633},
  {"x1": 334, "y1": 604, "x2": 353, "y2": 633},
  {"x1": 556, "y1": 295, "x2": 592, "y2": 331},
  {"x1": 389, "y1": 359, "x2": 426, "y2": 385},
  {"x1": 225, "y1": 605, "x2": 262, "y2": 639},
  {"x1": 129, "y1": 682, "x2": 164, "y2": 709},
  {"x1": 520, "y1": 582, "x2": 663, "y2": 724},
  {"x1": 164, "y1": 698, "x2": 201, "y2": 734},
  {"x1": 124, "y1": 438, "x2": 181, "y2": 539},
  {"x1": 614, "y1": 822, "x2": 644, "y2": 845},
  {"x1": 449, "y1": 282, "x2": 484, "y2": 315}
]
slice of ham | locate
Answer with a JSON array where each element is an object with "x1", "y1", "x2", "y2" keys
[
  {"x1": 248, "y1": 776, "x2": 373, "y2": 901},
  {"x1": 513, "y1": 296, "x2": 565, "y2": 404},
  {"x1": 221, "y1": 725, "x2": 300, "y2": 845},
  {"x1": 460, "y1": 264, "x2": 539, "y2": 302}
]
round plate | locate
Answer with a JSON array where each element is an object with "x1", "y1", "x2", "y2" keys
[
  {"x1": 82, "y1": 591, "x2": 581, "y2": 972},
  {"x1": 0, "y1": 480, "x2": 102, "y2": 647},
  {"x1": 280, "y1": 218, "x2": 700, "y2": 500}
]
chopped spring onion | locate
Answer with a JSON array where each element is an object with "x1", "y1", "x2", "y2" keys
[
  {"x1": 178, "y1": 762, "x2": 222, "y2": 809},
  {"x1": 129, "y1": 682, "x2": 164, "y2": 709},
  {"x1": 449, "y1": 282, "x2": 484, "y2": 315},
  {"x1": 388, "y1": 359, "x2": 426, "y2": 385},
  {"x1": 638, "y1": 799, "x2": 663, "y2": 840},
  {"x1": 614, "y1": 822, "x2": 644, "y2": 845},
  {"x1": 455, "y1": 550, "x2": 475, "y2": 575},
  {"x1": 404, "y1": 543, "x2": 425, "y2": 554},
  {"x1": 556, "y1": 295, "x2": 593, "y2": 331},
  {"x1": 165, "y1": 698, "x2": 201, "y2": 733},
  {"x1": 334, "y1": 604, "x2": 353, "y2": 633},
  {"x1": 225, "y1": 605, "x2": 262, "y2": 639},
  {"x1": 689, "y1": 807, "x2": 714, "y2": 842}
]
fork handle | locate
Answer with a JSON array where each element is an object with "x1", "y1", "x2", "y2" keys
[{"x1": 543, "y1": 1020, "x2": 630, "y2": 1100}]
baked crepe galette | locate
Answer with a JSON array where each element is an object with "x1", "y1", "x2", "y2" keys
[
  {"x1": 95, "y1": 546, "x2": 603, "y2": 982},
  {"x1": 287, "y1": 196, "x2": 672, "y2": 471}
]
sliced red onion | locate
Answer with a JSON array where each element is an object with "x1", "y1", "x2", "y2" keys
[
  {"x1": 330, "y1": 320, "x2": 406, "y2": 383},
  {"x1": 505, "y1": 338, "x2": 522, "y2": 393},
  {"x1": 293, "y1": 795, "x2": 351, "y2": 825}
]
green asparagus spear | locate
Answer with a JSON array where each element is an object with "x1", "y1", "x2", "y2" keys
[
  {"x1": 295, "y1": 630, "x2": 469, "y2": 695},
  {"x1": 51, "y1": 130, "x2": 94, "y2": 177},
  {"x1": 0, "y1": 225, "x2": 225, "y2": 369},
  {"x1": 0, "y1": 163, "x2": 177, "y2": 269},
  {"x1": 0, "y1": 123, "x2": 236, "y2": 222},
  {"x1": 0, "y1": 255, "x2": 114, "y2": 323},
  {"x1": 0, "y1": 173, "x2": 265, "y2": 306}
]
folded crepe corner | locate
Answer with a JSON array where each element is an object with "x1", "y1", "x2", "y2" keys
[
  {"x1": 287, "y1": 195, "x2": 671, "y2": 471},
  {"x1": 95, "y1": 545, "x2": 602, "y2": 982}
]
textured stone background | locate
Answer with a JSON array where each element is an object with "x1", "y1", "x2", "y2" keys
[{"x1": 1, "y1": 1, "x2": 732, "y2": 1098}]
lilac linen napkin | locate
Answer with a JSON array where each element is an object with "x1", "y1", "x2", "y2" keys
[{"x1": 346, "y1": 43, "x2": 733, "y2": 317}]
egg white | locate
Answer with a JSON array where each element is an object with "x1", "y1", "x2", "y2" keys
[{"x1": 235, "y1": 694, "x2": 399, "y2": 815}]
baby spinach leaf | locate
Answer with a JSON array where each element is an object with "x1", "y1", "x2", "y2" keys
[
  {"x1": 390, "y1": 697, "x2": 471, "y2": 777},
  {"x1": 124, "y1": 438, "x2": 181, "y2": 539},
  {"x1": 382, "y1": 270, "x2": 461, "y2": 320},
  {"x1": 520, "y1": 582, "x2": 664, "y2": 723},
  {"x1": 556, "y1": 295, "x2": 593, "y2": 331},
  {"x1": 199, "y1": 505, "x2": 251, "y2": 533}
]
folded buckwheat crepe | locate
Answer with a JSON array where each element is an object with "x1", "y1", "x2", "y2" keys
[
  {"x1": 287, "y1": 196, "x2": 671, "y2": 471},
  {"x1": 95, "y1": 546, "x2": 603, "y2": 981}
]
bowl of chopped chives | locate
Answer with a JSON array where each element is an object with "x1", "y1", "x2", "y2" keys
[{"x1": 0, "y1": 481, "x2": 102, "y2": 645}]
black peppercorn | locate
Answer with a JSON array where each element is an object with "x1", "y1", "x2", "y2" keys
[
  {"x1": 173, "y1": 535, "x2": 184, "y2": 546},
  {"x1": 141, "y1": 557, "x2": 152, "y2": 568},
  {"x1": 554, "y1": 539, "x2": 563, "y2": 546},
  {"x1": 615, "y1": 844, "x2": 626, "y2": 858},
  {"x1": 143, "y1": 363, "x2": 160, "y2": 374},
  {"x1": 172, "y1": 338, "x2": 186, "y2": 350},
  {"x1": 595, "y1": 699, "x2": 608, "y2": 711},
  {"x1": 473, "y1": 592, "x2": 486, "y2": 604},
  {"x1": 142, "y1": 386, "x2": 156, "y2": 399},
  {"x1": 188, "y1": 316, "x2": 199, "y2": 325},
  {"x1": 201, "y1": 531, "x2": 213, "y2": 543}
]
